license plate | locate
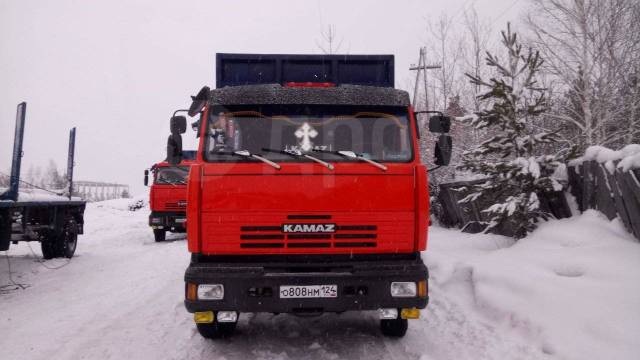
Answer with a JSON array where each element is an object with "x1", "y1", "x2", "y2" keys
[
  {"x1": 175, "y1": 218, "x2": 186, "y2": 223},
  {"x1": 279, "y1": 285, "x2": 338, "y2": 298}
]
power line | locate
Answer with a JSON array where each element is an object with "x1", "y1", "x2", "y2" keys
[
  {"x1": 450, "y1": 0, "x2": 478, "y2": 23},
  {"x1": 492, "y1": 0, "x2": 522, "y2": 23},
  {"x1": 0, "y1": 171, "x2": 64, "y2": 196}
]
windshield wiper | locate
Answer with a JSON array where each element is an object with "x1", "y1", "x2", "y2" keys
[
  {"x1": 312, "y1": 149, "x2": 388, "y2": 171},
  {"x1": 261, "y1": 148, "x2": 334, "y2": 170},
  {"x1": 221, "y1": 150, "x2": 281, "y2": 170}
]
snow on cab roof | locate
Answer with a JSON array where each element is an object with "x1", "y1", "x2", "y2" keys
[{"x1": 208, "y1": 84, "x2": 411, "y2": 107}]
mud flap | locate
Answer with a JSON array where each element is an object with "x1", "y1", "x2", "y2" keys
[{"x1": 0, "y1": 210, "x2": 11, "y2": 251}]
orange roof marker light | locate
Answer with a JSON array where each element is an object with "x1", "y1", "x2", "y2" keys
[{"x1": 285, "y1": 82, "x2": 336, "y2": 88}]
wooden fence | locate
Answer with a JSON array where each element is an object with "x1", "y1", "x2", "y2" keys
[
  {"x1": 567, "y1": 161, "x2": 640, "y2": 240},
  {"x1": 435, "y1": 179, "x2": 571, "y2": 238},
  {"x1": 435, "y1": 162, "x2": 640, "y2": 240}
]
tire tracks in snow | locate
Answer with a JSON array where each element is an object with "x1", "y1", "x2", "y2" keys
[{"x1": 1, "y1": 204, "x2": 547, "y2": 360}]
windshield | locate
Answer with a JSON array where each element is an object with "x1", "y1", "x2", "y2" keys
[
  {"x1": 204, "y1": 105, "x2": 413, "y2": 162},
  {"x1": 154, "y1": 166, "x2": 189, "y2": 185}
]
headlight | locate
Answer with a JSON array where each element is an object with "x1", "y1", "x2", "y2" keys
[
  {"x1": 151, "y1": 217, "x2": 163, "y2": 224},
  {"x1": 390, "y1": 282, "x2": 417, "y2": 297},
  {"x1": 197, "y1": 284, "x2": 224, "y2": 300}
]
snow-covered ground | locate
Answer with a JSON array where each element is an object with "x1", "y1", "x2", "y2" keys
[{"x1": 1, "y1": 200, "x2": 639, "y2": 360}]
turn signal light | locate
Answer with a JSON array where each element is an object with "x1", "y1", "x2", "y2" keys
[
  {"x1": 418, "y1": 280, "x2": 427, "y2": 298},
  {"x1": 186, "y1": 283, "x2": 197, "y2": 301}
]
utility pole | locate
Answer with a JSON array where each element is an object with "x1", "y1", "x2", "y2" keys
[{"x1": 409, "y1": 47, "x2": 441, "y2": 111}]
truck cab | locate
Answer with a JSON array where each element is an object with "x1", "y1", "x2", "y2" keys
[
  {"x1": 169, "y1": 54, "x2": 451, "y2": 339},
  {"x1": 145, "y1": 152, "x2": 195, "y2": 242}
]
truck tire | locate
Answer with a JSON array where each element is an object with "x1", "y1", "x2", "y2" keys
[
  {"x1": 55, "y1": 218, "x2": 78, "y2": 258},
  {"x1": 44, "y1": 218, "x2": 78, "y2": 259},
  {"x1": 153, "y1": 229, "x2": 166, "y2": 242},
  {"x1": 380, "y1": 316, "x2": 408, "y2": 337},
  {"x1": 0, "y1": 210, "x2": 11, "y2": 251},
  {"x1": 41, "y1": 233, "x2": 56, "y2": 259},
  {"x1": 196, "y1": 313, "x2": 237, "y2": 339}
]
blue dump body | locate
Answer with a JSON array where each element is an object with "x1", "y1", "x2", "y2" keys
[{"x1": 216, "y1": 53, "x2": 394, "y2": 88}]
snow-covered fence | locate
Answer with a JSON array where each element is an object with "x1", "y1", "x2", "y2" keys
[
  {"x1": 73, "y1": 181, "x2": 130, "y2": 202},
  {"x1": 567, "y1": 146, "x2": 640, "y2": 241},
  {"x1": 436, "y1": 146, "x2": 640, "y2": 240},
  {"x1": 435, "y1": 179, "x2": 571, "y2": 237}
]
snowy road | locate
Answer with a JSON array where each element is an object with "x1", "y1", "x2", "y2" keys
[{"x1": 3, "y1": 200, "x2": 635, "y2": 359}]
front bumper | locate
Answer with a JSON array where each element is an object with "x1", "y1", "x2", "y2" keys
[
  {"x1": 184, "y1": 253, "x2": 428, "y2": 314},
  {"x1": 149, "y1": 211, "x2": 186, "y2": 231}
]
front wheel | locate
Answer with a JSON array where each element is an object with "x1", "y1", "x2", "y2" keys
[
  {"x1": 153, "y1": 229, "x2": 166, "y2": 242},
  {"x1": 380, "y1": 317, "x2": 408, "y2": 337}
]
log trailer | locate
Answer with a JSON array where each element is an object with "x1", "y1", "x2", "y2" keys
[
  {"x1": 0, "y1": 102, "x2": 85, "y2": 259},
  {"x1": 144, "y1": 151, "x2": 195, "y2": 242},
  {"x1": 167, "y1": 54, "x2": 452, "y2": 339}
]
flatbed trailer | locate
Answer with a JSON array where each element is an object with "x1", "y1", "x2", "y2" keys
[{"x1": 0, "y1": 102, "x2": 86, "y2": 259}]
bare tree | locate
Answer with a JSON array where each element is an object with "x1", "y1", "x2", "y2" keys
[
  {"x1": 425, "y1": 14, "x2": 465, "y2": 111},
  {"x1": 525, "y1": 0, "x2": 640, "y2": 152},
  {"x1": 461, "y1": 5, "x2": 493, "y2": 113},
  {"x1": 316, "y1": 25, "x2": 343, "y2": 55}
]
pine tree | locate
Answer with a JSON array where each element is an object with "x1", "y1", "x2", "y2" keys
[{"x1": 458, "y1": 23, "x2": 563, "y2": 239}]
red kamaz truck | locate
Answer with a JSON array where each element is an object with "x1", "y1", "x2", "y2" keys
[
  {"x1": 144, "y1": 152, "x2": 195, "y2": 242},
  {"x1": 166, "y1": 54, "x2": 452, "y2": 339}
]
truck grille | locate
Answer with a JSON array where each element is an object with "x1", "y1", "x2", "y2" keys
[
  {"x1": 165, "y1": 200, "x2": 187, "y2": 211},
  {"x1": 239, "y1": 221, "x2": 377, "y2": 249}
]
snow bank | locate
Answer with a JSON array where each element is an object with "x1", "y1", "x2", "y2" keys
[
  {"x1": 424, "y1": 211, "x2": 640, "y2": 360},
  {"x1": 569, "y1": 144, "x2": 640, "y2": 172}
]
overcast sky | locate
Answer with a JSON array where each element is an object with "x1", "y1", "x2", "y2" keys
[{"x1": 0, "y1": 0, "x2": 524, "y2": 194}]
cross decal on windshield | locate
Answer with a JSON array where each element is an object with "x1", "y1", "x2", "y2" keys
[{"x1": 295, "y1": 122, "x2": 318, "y2": 152}]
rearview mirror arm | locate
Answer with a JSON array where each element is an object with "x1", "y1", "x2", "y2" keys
[
  {"x1": 413, "y1": 110, "x2": 444, "y2": 117},
  {"x1": 173, "y1": 109, "x2": 190, "y2": 117}
]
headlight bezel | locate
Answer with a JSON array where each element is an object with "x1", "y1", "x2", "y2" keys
[
  {"x1": 390, "y1": 281, "x2": 417, "y2": 298},
  {"x1": 197, "y1": 284, "x2": 224, "y2": 300}
]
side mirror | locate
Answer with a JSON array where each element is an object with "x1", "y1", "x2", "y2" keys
[
  {"x1": 429, "y1": 115, "x2": 451, "y2": 133},
  {"x1": 188, "y1": 86, "x2": 211, "y2": 117},
  {"x1": 434, "y1": 134, "x2": 452, "y2": 166},
  {"x1": 167, "y1": 133, "x2": 183, "y2": 165},
  {"x1": 143, "y1": 169, "x2": 149, "y2": 186},
  {"x1": 170, "y1": 116, "x2": 187, "y2": 134}
]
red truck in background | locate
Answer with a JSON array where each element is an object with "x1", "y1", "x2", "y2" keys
[
  {"x1": 166, "y1": 54, "x2": 452, "y2": 339},
  {"x1": 144, "y1": 151, "x2": 195, "y2": 242}
]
